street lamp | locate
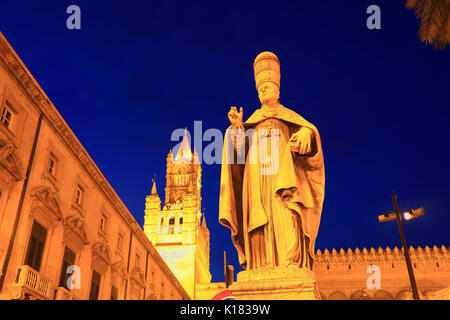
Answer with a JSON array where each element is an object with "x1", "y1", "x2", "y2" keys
[
  {"x1": 377, "y1": 191, "x2": 424, "y2": 300},
  {"x1": 403, "y1": 207, "x2": 425, "y2": 221}
]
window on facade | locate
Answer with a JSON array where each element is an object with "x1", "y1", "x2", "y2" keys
[
  {"x1": 25, "y1": 221, "x2": 47, "y2": 271},
  {"x1": 89, "y1": 270, "x2": 101, "y2": 300},
  {"x1": 0, "y1": 103, "x2": 13, "y2": 129},
  {"x1": 159, "y1": 217, "x2": 164, "y2": 231},
  {"x1": 110, "y1": 285, "x2": 118, "y2": 300},
  {"x1": 100, "y1": 214, "x2": 107, "y2": 232},
  {"x1": 179, "y1": 216, "x2": 183, "y2": 227},
  {"x1": 59, "y1": 247, "x2": 76, "y2": 288},
  {"x1": 135, "y1": 253, "x2": 140, "y2": 269},
  {"x1": 48, "y1": 155, "x2": 57, "y2": 176},
  {"x1": 117, "y1": 234, "x2": 123, "y2": 251},
  {"x1": 168, "y1": 216, "x2": 175, "y2": 234},
  {"x1": 75, "y1": 185, "x2": 83, "y2": 206}
]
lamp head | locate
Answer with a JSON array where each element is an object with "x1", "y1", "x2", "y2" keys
[{"x1": 404, "y1": 207, "x2": 425, "y2": 221}]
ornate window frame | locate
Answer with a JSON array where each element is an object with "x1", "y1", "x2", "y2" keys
[
  {"x1": 41, "y1": 142, "x2": 64, "y2": 190},
  {"x1": 111, "y1": 260, "x2": 128, "y2": 299},
  {"x1": 91, "y1": 240, "x2": 111, "y2": 274},
  {"x1": 22, "y1": 186, "x2": 62, "y2": 273},
  {"x1": 71, "y1": 176, "x2": 88, "y2": 216},
  {"x1": 0, "y1": 86, "x2": 27, "y2": 146},
  {"x1": 61, "y1": 212, "x2": 89, "y2": 253},
  {"x1": 167, "y1": 214, "x2": 175, "y2": 234}
]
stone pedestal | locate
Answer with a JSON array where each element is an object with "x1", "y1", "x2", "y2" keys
[{"x1": 229, "y1": 266, "x2": 319, "y2": 300}]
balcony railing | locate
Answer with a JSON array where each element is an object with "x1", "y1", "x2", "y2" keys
[{"x1": 14, "y1": 265, "x2": 54, "y2": 300}]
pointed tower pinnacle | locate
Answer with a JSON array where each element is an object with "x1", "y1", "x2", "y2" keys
[
  {"x1": 151, "y1": 178, "x2": 158, "y2": 195},
  {"x1": 193, "y1": 147, "x2": 200, "y2": 164},
  {"x1": 174, "y1": 128, "x2": 193, "y2": 162},
  {"x1": 201, "y1": 212, "x2": 207, "y2": 228}
]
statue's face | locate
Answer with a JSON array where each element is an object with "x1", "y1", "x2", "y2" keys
[{"x1": 258, "y1": 82, "x2": 279, "y2": 105}]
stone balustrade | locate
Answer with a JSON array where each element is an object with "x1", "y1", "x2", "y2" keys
[{"x1": 13, "y1": 265, "x2": 54, "y2": 300}]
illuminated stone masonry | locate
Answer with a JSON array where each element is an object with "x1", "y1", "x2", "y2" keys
[
  {"x1": 1, "y1": 29, "x2": 448, "y2": 301},
  {"x1": 194, "y1": 245, "x2": 450, "y2": 300},
  {"x1": 313, "y1": 245, "x2": 450, "y2": 300},
  {"x1": 143, "y1": 131, "x2": 212, "y2": 299}
]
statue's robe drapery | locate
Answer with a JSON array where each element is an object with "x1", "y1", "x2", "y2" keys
[{"x1": 219, "y1": 104, "x2": 325, "y2": 270}]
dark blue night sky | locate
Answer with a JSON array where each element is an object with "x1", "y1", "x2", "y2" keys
[{"x1": 1, "y1": 1, "x2": 449, "y2": 282}]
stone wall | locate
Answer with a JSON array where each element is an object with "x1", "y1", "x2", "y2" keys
[{"x1": 314, "y1": 245, "x2": 450, "y2": 300}]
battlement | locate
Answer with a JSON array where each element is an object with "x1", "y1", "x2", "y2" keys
[
  {"x1": 313, "y1": 245, "x2": 450, "y2": 300},
  {"x1": 314, "y1": 245, "x2": 450, "y2": 275},
  {"x1": 316, "y1": 245, "x2": 449, "y2": 260}
]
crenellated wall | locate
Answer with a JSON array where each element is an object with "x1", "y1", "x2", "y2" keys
[{"x1": 313, "y1": 245, "x2": 450, "y2": 300}]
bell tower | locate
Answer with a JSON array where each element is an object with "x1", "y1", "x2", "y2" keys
[{"x1": 143, "y1": 130, "x2": 211, "y2": 299}]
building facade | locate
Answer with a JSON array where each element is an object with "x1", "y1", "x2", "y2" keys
[
  {"x1": 144, "y1": 132, "x2": 211, "y2": 299},
  {"x1": 0, "y1": 32, "x2": 189, "y2": 300}
]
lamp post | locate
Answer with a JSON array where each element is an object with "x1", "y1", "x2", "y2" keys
[{"x1": 377, "y1": 191, "x2": 424, "y2": 300}]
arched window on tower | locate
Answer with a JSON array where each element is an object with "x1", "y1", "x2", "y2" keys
[
  {"x1": 159, "y1": 216, "x2": 164, "y2": 233},
  {"x1": 179, "y1": 216, "x2": 183, "y2": 231},
  {"x1": 168, "y1": 216, "x2": 175, "y2": 234}
]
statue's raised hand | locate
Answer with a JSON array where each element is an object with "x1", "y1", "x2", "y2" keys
[
  {"x1": 228, "y1": 107, "x2": 244, "y2": 130},
  {"x1": 289, "y1": 127, "x2": 313, "y2": 155}
]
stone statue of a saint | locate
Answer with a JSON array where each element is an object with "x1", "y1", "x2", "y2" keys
[{"x1": 219, "y1": 52, "x2": 325, "y2": 271}]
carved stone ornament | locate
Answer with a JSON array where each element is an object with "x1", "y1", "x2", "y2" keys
[
  {"x1": 111, "y1": 260, "x2": 128, "y2": 281},
  {"x1": 0, "y1": 142, "x2": 23, "y2": 181},
  {"x1": 30, "y1": 186, "x2": 62, "y2": 226},
  {"x1": 129, "y1": 267, "x2": 146, "y2": 289},
  {"x1": 62, "y1": 214, "x2": 89, "y2": 250},
  {"x1": 91, "y1": 241, "x2": 112, "y2": 273},
  {"x1": 146, "y1": 283, "x2": 157, "y2": 300}
]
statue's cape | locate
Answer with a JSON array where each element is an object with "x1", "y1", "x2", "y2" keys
[{"x1": 219, "y1": 104, "x2": 325, "y2": 269}]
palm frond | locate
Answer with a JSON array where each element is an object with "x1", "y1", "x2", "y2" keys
[
  {"x1": 416, "y1": 0, "x2": 433, "y2": 19},
  {"x1": 418, "y1": 0, "x2": 448, "y2": 44},
  {"x1": 432, "y1": 8, "x2": 450, "y2": 49},
  {"x1": 406, "y1": 0, "x2": 420, "y2": 9}
]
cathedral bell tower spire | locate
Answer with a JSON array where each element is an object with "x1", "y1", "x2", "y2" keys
[{"x1": 143, "y1": 128, "x2": 211, "y2": 299}]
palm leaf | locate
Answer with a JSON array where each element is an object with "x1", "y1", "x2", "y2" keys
[
  {"x1": 406, "y1": 0, "x2": 449, "y2": 49},
  {"x1": 406, "y1": 0, "x2": 432, "y2": 18},
  {"x1": 406, "y1": 0, "x2": 417, "y2": 7},
  {"x1": 418, "y1": 0, "x2": 446, "y2": 43},
  {"x1": 432, "y1": 11, "x2": 450, "y2": 49},
  {"x1": 406, "y1": 0, "x2": 420, "y2": 9}
]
